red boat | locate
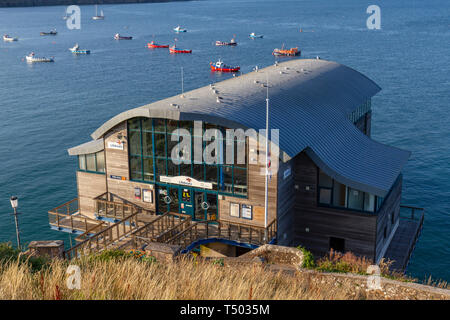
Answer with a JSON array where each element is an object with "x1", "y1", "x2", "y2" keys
[
  {"x1": 147, "y1": 41, "x2": 169, "y2": 48},
  {"x1": 210, "y1": 59, "x2": 240, "y2": 72},
  {"x1": 169, "y1": 45, "x2": 192, "y2": 54}
]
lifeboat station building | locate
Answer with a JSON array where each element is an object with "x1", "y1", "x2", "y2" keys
[{"x1": 49, "y1": 59, "x2": 424, "y2": 271}]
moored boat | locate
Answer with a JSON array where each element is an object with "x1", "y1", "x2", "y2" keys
[
  {"x1": 215, "y1": 38, "x2": 237, "y2": 46},
  {"x1": 249, "y1": 32, "x2": 263, "y2": 39},
  {"x1": 169, "y1": 45, "x2": 192, "y2": 54},
  {"x1": 210, "y1": 59, "x2": 240, "y2": 72},
  {"x1": 40, "y1": 30, "x2": 57, "y2": 36},
  {"x1": 114, "y1": 33, "x2": 132, "y2": 40},
  {"x1": 147, "y1": 41, "x2": 169, "y2": 48},
  {"x1": 92, "y1": 5, "x2": 104, "y2": 20},
  {"x1": 69, "y1": 43, "x2": 90, "y2": 54},
  {"x1": 272, "y1": 46, "x2": 300, "y2": 56},
  {"x1": 173, "y1": 26, "x2": 187, "y2": 33},
  {"x1": 25, "y1": 52, "x2": 54, "y2": 63},
  {"x1": 3, "y1": 34, "x2": 18, "y2": 42}
]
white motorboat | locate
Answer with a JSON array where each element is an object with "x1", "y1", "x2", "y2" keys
[
  {"x1": 173, "y1": 26, "x2": 187, "y2": 33},
  {"x1": 3, "y1": 34, "x2": 18, "y2": 42},
  {"x1": 25, "y1": 52, "x2": 54, "y2": 63}
]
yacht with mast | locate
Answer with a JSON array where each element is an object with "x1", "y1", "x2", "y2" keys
[{"x1": 92, "y1": 5, "x2": 105, "y2": 20}]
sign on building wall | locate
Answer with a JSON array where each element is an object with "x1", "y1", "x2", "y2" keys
[
  {"x1": 107, "y1": 141, "x2": 124, "y2": 150},
  {"x1": 110, "y1": 175, "x2": 126, "y2": 180},
  {"x1": 159, "y1": 176, "x2": 213, "y2": 189},
  {"x1": 134, "y1": 187, "x2": 141, "y2": 200},
  {"x1": 143, "y1": 189, "x2": 153, "y2": 203},
  {"x1": 242, "y1": 204, "x2": 253, "y2": 220},
  {"x1": 230, "y1": 203, "x2": 240, "y2": 218}
]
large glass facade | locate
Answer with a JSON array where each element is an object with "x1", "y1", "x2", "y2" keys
[
  {"x1": 317, "y1": 169, "x2": 383, "y2": 213},
  {"x1": 127, "y1": 118, "x2": 248, "y2": 197},
  {"x1": 78, "y1": 151, "x2": 106, "y2": 174}
]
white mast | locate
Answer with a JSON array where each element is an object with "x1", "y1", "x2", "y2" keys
[{"x1": 264, "y1": 72, "x2": 269, "y2": 241}]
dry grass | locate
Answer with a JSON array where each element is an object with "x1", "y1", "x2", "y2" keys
[{"x1": 0, "y1": 253, "x2": 448, "y2": 300}]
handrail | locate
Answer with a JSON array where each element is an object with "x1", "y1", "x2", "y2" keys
[
  {"x1": 75, "y1": 220, "x2": 110, "y2": 242},
  {"x1": 129, "y1": 212, "x2": 191, "y2": 248},
  {"x1": 64, "y1": 209, "x2": 140, "y2": 260},
  {"x1": 48, "y1": 198, "x2": 79, "y2": 214}
]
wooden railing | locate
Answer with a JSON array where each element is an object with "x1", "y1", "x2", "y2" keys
[
  {"x1": 48, "y1": 198, "x2": 99, "y2": 233},
  {"x1": 95, "y1": 192, "x2": 156, "y2": 220},
  {"x1": 75, "y1": 220, "x2": 110, "y2": 242},
  {"x1": 64, "y1": 210, "x2": 140, "y2": 260},
  {"x1": 166, "y1": 219, "x2": 278, "y2": 249},
  {"x1": 130, "y1": 212, "x2": 191, "y2": 249}
]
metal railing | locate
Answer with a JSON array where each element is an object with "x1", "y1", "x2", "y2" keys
[{"x1": 399, "y1": 205, "x2": 425, "y2": 270}]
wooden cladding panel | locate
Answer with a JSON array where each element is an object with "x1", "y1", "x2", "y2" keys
[
  {"x1": 104, "y1": 122, "x2": 129, "y2": 179},
  {"x1": 77, "y1": 171, "x2": 107, "y2": 218},
  {"x1": 107, "y1": 179, "x2": 156, "y2": 212},
  {"x1": 289, "y1": 151, "x2": 378, "y2": 259}
]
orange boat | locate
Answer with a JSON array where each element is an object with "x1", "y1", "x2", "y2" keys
[{"x1": 272, "y1": 46, "x2": 300, "y2": 57}]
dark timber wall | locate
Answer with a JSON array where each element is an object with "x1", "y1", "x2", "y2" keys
[
  {"x1": 354, "y1": 111, "x2": 372, "y2": 137},
  {"x1": 276, "y1": 158, "x2": 295, "y2": 246},
  {"x1": 285, "y1": 151, "x2": 402, "y2": 261}
]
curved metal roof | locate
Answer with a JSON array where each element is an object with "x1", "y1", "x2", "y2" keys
[{"x1": 82, "y1": 58, "x2": 409, "y2": 197}]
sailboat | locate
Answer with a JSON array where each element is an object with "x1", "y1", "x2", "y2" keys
[{"x1": 92, "y1": 5, "x2": 104, "y2": 20}]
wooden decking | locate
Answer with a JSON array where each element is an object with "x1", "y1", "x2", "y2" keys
[{"x1": 384, "y1": 205, "x2": 424, "y2": 273}]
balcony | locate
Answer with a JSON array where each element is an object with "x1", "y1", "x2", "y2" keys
[
  {"x1": 384, "y1": 205, "x2": 424, "y2": 272},
  {"x1": 48, "y1": 198, "x2": 103, "y2": 235}
]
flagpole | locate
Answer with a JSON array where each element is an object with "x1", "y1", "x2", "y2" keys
[{"x1": 264, "y1": 73, "x2": 269, "y2": 241}]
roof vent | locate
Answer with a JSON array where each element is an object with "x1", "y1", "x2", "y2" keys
[
  {"x1": 284, "y1": 67, "x2": 289, "y2": 70},
  {"x1": 316, "y1": 56, "x2": 320, "y2": 60},
  {"x1": 254, "y1": 66, "x2": 259, "y2": 72},
  {"x1": 274, "y1": 61, "x2": 279, "y2": 66},
  {"x1": 254, "y1": 80, "x2": 259, "y2": 84},
  {"x1": 279, "y1": 71, "x2": 284, "y2": 74},
  {"x1": 180, "y1": 94, "x2": 186, "y2": 98},
  {"x1": 212, "y1": 89, "x2": 219, "y2": 94},
  {"x1": 216, "y1": 97, "x2": 221, "y2": 103},
  {"x1": 170, "y1": 103, "x2": 179, "y2": 109}
]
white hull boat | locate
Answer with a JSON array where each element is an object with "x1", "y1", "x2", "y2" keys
[
  {"x1": 25, "y1": 53, "x2": 54, "y2": 63},
  {"x1": 3, "y1": 35, "x2": 18, "y2": 42}
]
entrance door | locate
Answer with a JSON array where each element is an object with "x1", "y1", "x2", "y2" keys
[
  {"x1": 193, "y1": 191, "x2": 218, "y2": 221},
  {"x1": 180, "y1": 188, "x2": 194, "y2": 216},
  {"x1": 157, "y1": 186, "x2": 180, "y2": 214}
]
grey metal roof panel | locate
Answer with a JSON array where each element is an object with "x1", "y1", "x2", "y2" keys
[
  {"x1": 68, "y1": 139, "x2": 103, "y2": 156},
  {"x1": 86, "y1": 59, "x2": 408, "y2": 197}
]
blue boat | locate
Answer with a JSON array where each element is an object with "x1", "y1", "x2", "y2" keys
[
  {"x1": 69, "y1": 44, "x2": 90, "y2": 54},
  {"x1": 249, "y1": 32, "x2": 263, "y2": 39}
]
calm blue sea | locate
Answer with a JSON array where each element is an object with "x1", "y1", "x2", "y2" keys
[{"x1": 0, "y1": 0, "x2": 449, "y2": 282}]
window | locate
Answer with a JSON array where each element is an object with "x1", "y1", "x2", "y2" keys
[
  {"x1": 77, "y1": 151, "x2": 106, "y2": 174},
  {"x1": 318, "y1": 169, "x2": 380, "y2": 213},
  {"x1": 127, "y1": 118, "x2": 247, "y2": 197},
  {"x1": 329, "y1": 237, "x2": 345, "y2": 253}
]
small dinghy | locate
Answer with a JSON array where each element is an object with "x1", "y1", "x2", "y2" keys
[
  {"x1": 25, "y1": 52, "x2": 54, "y2": 63},
  {"x1": 173, "y1": 26, "x2": 187, "y2": 33},
  {"x1": 147, "y1": 41, "x2": 169, "y2": 48},
  {"x1": 169, "y1": 45, "x2": 192, "y2": 54},
  {"x1": 3, "y1": 34, "x2": 18, "y2": 42},
  {"x1": 215, "y1": 38, "x2": 237, "y2": 46},
  {"x1": 114, "y1": 33, "x2": 132, "y2": 40},
  {"x1": 40, "y1": 30, "x2": 57, "y2": 36},
  {"x1": 249, "y1": 32, "x2": 263, "y2": 39},
  {"x1": 69, "y1": 43, "x2": 90, "y2": 54},
  {"x1": 210, "y1": 59, "x2": 240, "y2": 72}
]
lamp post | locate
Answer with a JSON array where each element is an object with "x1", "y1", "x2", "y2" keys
[{"x1": 9, "y1": 196, "x2": 21, "y2": 250}]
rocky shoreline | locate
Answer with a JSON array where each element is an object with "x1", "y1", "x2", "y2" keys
[{"x1": 0, "y1": 0, "x2": 189, "y2": 8}]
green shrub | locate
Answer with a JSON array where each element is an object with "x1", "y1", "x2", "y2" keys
[
  {"x1": 91, "y1": 249, "x2": 134, "y2": 262},
  {"x1": 297, "y1": 246, "x2": 316, "y2": 269},
  {"x1": 0, "y1": 242, "x2": 51, "y2": 272}
]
